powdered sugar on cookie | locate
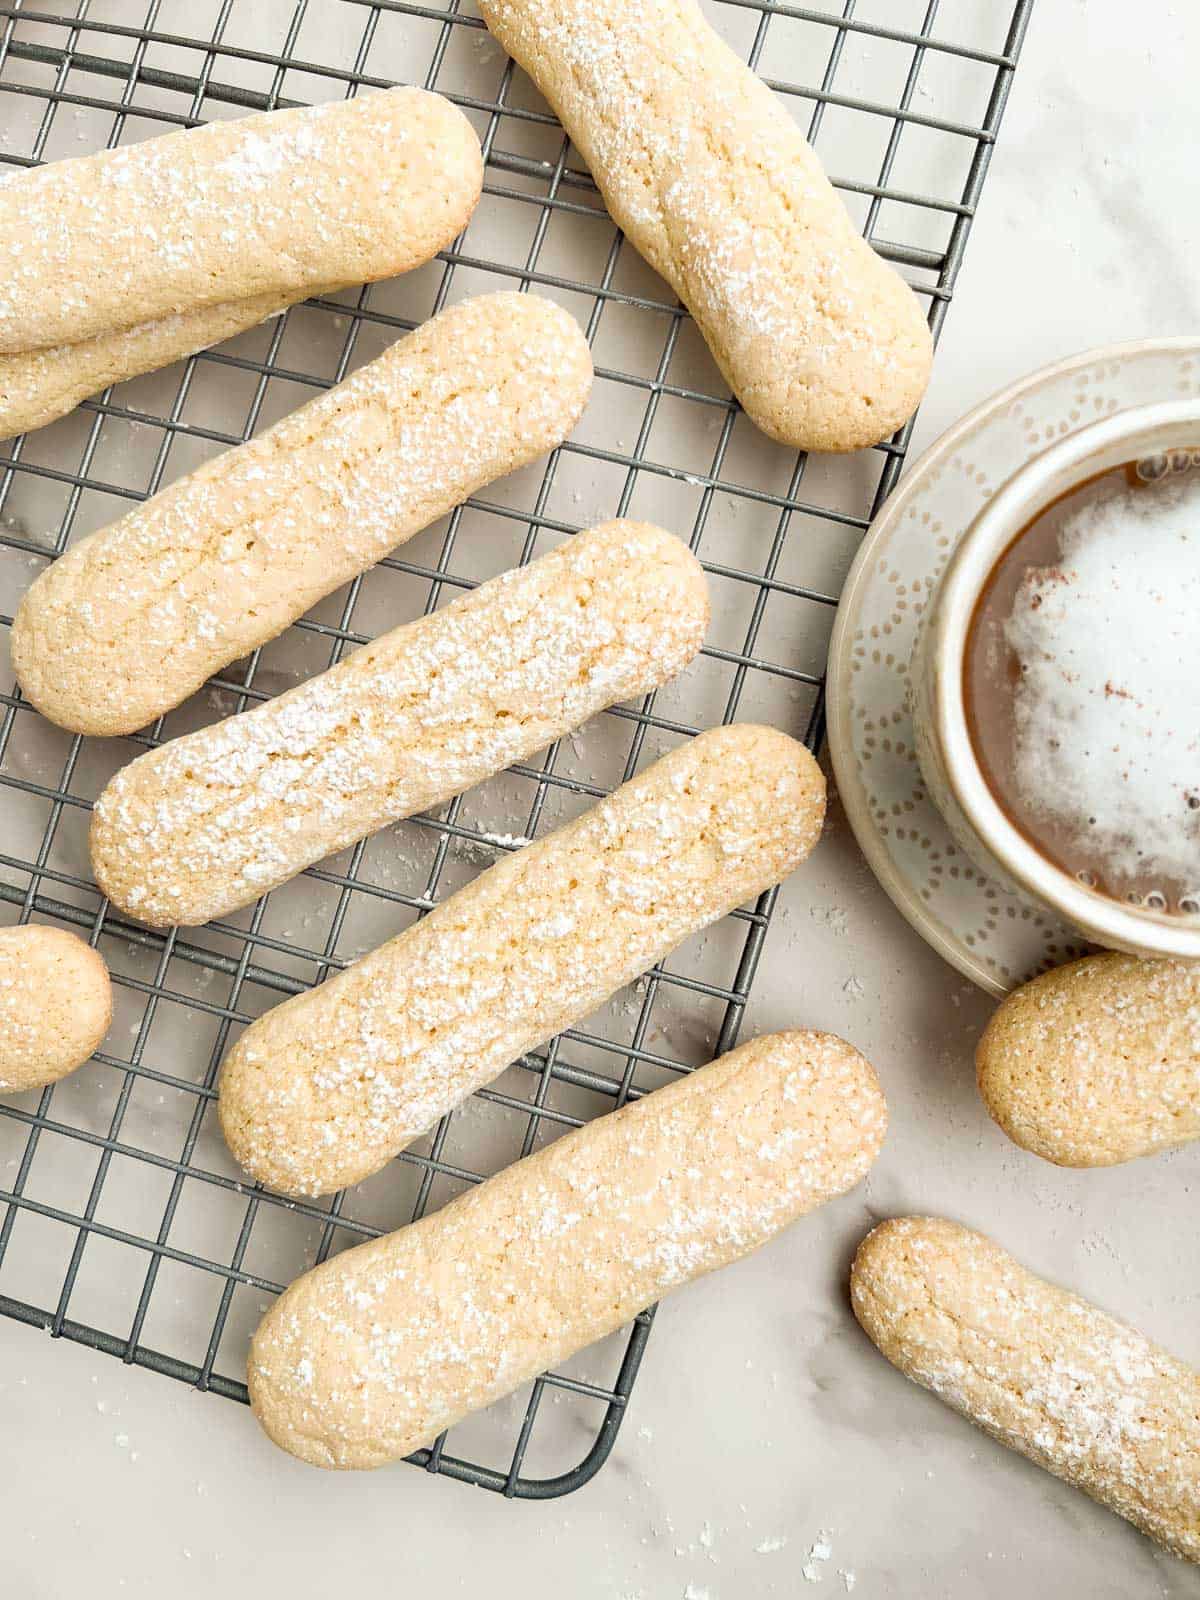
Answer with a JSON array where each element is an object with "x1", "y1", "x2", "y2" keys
[
  {"x1": 218, "y1": 725, "x2": 826, "y2": 1199},
  {"x1": 90, "y1": 521, "x2": 709, "y2": 926},
  {"x1": 13, "y1": 293, "x2": 593, "y2": 735},
  {"x1": 248, "y1": 1030, "x2": 885, "y2": 1469},
  {"x1": 479, "y1": 0, "x2": 931, "y2": 450}
]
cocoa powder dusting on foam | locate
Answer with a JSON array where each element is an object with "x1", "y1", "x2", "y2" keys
[{"x1": 966, "y1": 464, "x2": 1200, "y2": 914}]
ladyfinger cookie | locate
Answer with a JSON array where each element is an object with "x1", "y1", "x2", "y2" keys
[
  {"x1": 0, "y1": 88, "x2": 481, "y2": 360},
  {"x1": 0, "y1": 927, "x2": 112, "y2": 1094},
  {"x1": 0, "y1": 289, "x2": 302, "y2": 443},
  {"x1": 91, "y1": 520, "x2": 709, "y2": 927},
  {"x1": 12, "y1": 293, "x2": 593, "y2": 736},
  {"x1": 851, "y1": 1217, "x2": 1200, "y2": 1563},
  {"x1": 478, "y1": 0, "x2": 932, "y2": 453},
  {"x1": 977, "y1": 954, "x2": 1200, "y2": 1167},
  {"x1": 250, "y1": 1029, "x2": 887, "y2": 1470},
  {"x1": 220, "y1": 724, "x2": 825, "y2": 1197}
]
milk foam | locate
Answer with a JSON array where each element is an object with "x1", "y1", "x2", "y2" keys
[{"x1": 1005, "y1": 470, "x2": 1200, "y2": 904}]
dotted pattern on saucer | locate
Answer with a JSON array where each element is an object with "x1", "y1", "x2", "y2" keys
[{"x1": 837, "y1": 344, "x2": 1200, "y2": 993}]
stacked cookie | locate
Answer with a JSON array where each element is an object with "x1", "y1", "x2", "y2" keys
[{"x1": 0, "y1": 90, "x2": 483, "y2": 440}]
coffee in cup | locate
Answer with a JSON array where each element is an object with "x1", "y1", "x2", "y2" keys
[{"x1": 963, "y1": 451, "x2": 1199, "y2": 918}]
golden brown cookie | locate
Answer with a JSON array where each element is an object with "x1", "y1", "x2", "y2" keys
[
  {"x1": 0, "y1": 88, "x2": 482, "y2": 437},
  {"x1": 852, "y1": 1217, "x2": 1200, "y2": 1564},
  {"x1": 478, "y1": 0, "x2": 932, "y2": 451},
  {"x1": 13, "y1": 292, "x2": 593, "y2": 735},
  {"x1": 0, "y1": 927, "x2": 112, "y2": 1093},
  {"x1": 250, "y1": 1029, "x2": 886, "y2": 1469},
  {"x1": 976, "y1": 953, "x2": 1200, "y2": 1167},
  {"x1": 91, "y1": 520, "x2": 709, "y2": 927},
  {"x1": 1, "y1": 92, "x2": 480, "y2": 444},
  {"x1": 220, "y1": 724, "x2": 826, "y2": 1197}
]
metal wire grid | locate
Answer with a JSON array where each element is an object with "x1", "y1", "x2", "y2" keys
[{"x1": 0, "y1": 0, "x2": 1032, "y2": 1497}]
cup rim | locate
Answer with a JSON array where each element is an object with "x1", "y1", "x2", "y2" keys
[{"x1": 933, "y1": 396, "x2": 1200, "y2": 961}]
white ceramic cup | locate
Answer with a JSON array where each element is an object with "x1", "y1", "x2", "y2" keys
[{"x1": 910, "y1": 397, "x2": 1200, "y2": 962}]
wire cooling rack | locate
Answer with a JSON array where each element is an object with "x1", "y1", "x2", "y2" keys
[{"x1": 0, "y1": 0, "x2": 1032, "y2": 1497}]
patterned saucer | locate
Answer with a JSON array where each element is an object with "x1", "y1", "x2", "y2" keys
[{"x1": 827, "y1": 338, "x2": 1200, "y2": 996}]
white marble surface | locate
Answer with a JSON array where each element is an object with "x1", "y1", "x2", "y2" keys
[{"x1": 3, "y1": 2, "x2": 1200, "y2": 1596}]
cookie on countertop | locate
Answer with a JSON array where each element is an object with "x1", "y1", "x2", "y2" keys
[
  {"x1": 976, "y1": 953, "x2": 1200, "y2": 1166},
  {"x1": 852, "y1": 1216, "x2": 1200, "y2": 1564}
]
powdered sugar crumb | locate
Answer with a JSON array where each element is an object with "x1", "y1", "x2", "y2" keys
[
  {"x1": 810, "y1": 904, "x2": 849, "y2": 936},
  {"x1": 802, "y1": 1531, "x2": 834, "y2": 1582}
]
